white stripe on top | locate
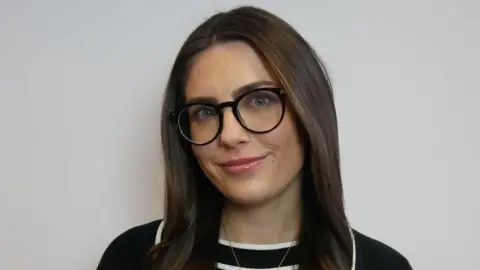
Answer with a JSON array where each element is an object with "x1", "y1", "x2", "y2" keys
[
  {"x1": 216, "y1": 262, "x2": 299, "y2": 270},
  {"x1": 154, "y1": 220, "x2": 356, "y2": 270}
]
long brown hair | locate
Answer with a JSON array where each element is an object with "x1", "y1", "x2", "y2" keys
[{"x1": 149, "y1": 5, "x2": 353, "y2": 270}]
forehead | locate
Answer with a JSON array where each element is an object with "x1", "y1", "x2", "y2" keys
[{"x1": 184, "y1": 41, "x2": 275, "y2": 101}]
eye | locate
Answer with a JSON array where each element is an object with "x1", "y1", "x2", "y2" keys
[
  {"x1": 251, "y1": 96, "x2": 271, "y2": 107},
  {"x1": 191, "y1": 106, "x2": 216, "y2": 120},
  {"x1": 240, "y1": 90, "x2": 280, "y2": 111}
]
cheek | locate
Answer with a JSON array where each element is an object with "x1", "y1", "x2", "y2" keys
[
  {"x1": 191, "y1": 145, "x2": 213, "y2": 166},
  {"x1": 273, "y1": 121, "x2": 305, "y2": 184},
  {"x1": 258, "y1": 115, "x2": 304, "y2": 160}
]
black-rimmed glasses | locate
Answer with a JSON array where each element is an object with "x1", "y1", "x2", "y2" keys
[{"x1": 169, "y1": 87, "x2": 287, "y2": 145}]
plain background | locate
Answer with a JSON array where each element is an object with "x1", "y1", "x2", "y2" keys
[{"x1": 1, "y1": 0, "x2": 479, "y2": 269}]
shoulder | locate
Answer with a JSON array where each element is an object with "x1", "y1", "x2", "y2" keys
[
  {"x1": 353, "y1": 230, "x2": 412, "y2": 270},
  {"x1": 97, "y1": 219, "x2": 163, "y2": 270}
]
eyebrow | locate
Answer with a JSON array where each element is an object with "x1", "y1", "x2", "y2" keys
[{"x1": 185, "y1": 80, "x2": 276, "y2": 104}]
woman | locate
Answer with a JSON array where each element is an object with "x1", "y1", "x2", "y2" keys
[{"x1": 98, "y1": 5, "x2": 412, "y2": 270}]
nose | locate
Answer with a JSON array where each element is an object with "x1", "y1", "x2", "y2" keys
[{"x1": 218, "y1": 108, "x2": 250, "y2": 148}]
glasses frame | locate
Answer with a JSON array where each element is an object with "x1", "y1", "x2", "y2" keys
[{"x1": 169, "y1": 87, "x2": 287, "y2": 145}]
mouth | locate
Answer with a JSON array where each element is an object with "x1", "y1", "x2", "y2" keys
[{"x1": 218, "y1": 155, "x2": 267, "y2": 174}]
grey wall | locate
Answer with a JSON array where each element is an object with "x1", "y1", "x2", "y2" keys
[{"x1": 1, "y1": 0, "x2": 478, "y2": 269}]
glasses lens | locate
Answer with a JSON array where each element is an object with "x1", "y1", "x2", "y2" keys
[
  {"x1": 178, "y1": 104, "x2": 219, "y2": 144},
  {"x1": 237, "y1": 89, "x2": 283, "y2": 132}
]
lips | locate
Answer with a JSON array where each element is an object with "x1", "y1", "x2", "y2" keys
[{"x1": 218, "y1": 155, "x2": 267, "y2": 174}]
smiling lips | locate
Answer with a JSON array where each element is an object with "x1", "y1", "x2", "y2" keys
[{"x1": 219, "y1": 155, "x2": 267, "y2": 174}]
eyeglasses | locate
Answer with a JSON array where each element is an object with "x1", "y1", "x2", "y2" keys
[{"x1": 169, "y1": 87, "x2": 287, "y2": 145}]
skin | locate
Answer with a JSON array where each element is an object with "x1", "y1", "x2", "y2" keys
[{"x1": 184, "y1": 41, "x2": 305, "y2": 244}]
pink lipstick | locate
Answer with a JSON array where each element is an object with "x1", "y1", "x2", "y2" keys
[{"x1": 219, "y1": 155, "x2": 266, "y2": 174}]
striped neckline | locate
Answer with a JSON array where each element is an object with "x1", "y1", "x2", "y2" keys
[{"x1": 154, "y1": 220, "x2": 356, "y2": 269}]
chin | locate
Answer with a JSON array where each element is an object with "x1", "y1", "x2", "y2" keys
[{"x1": 224, "y1": 186, "x2": 277, "y2": 206}]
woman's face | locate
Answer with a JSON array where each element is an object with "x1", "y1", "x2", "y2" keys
[{"x1": 184, "y1": 41, "x2": 304, "y2": 205}]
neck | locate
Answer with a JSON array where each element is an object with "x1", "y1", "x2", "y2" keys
[{"x1": 220, "y1": 178, "x2": 302, "y2": 244}]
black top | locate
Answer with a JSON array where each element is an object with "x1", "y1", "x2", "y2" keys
[{"x1": 97, "y1": 219, "x2": 412, "y2": 270}]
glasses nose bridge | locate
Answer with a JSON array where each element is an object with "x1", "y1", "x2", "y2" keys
[
  {"x1": 217, "y1": 100, "x2": 239, "y2": 120},
  {"x1": 217, "y1": 100, "x2": 243, "y2": 129},
  {"x1": 217, "y1": 100, "x2": 237, "y2": 112}
]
